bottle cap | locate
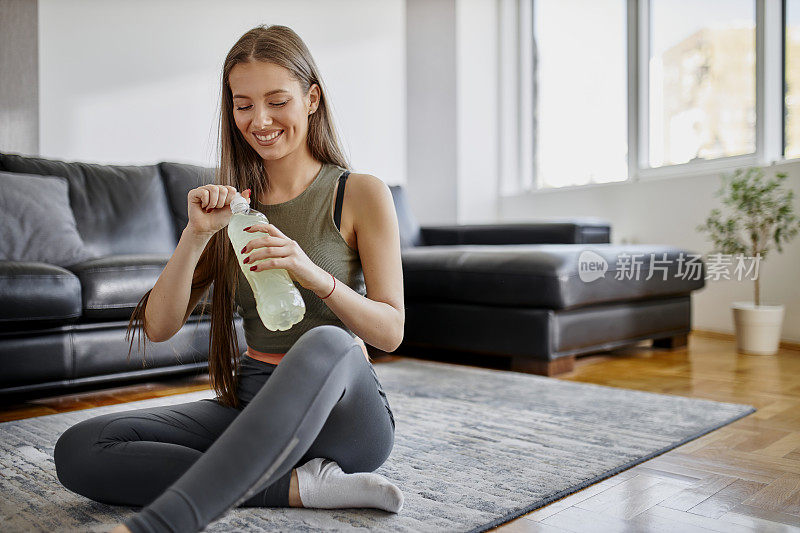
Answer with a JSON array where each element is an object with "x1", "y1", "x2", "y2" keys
[{"x1": 230, "y1": 192, "x2": 249, "y2": 214}]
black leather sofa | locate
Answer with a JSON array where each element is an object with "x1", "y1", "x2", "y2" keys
[
  {"x1": 0, "y1": 153, "x2": 705, "y2": 399},
  {"x1": 391, "y1": 188, "x2": 705, "y2": 374},
  {"x1": 0, "y1": 154, "x2": 228, "y2": 400}
]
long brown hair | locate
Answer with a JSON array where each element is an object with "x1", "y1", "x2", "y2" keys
[{"x1": 125, "y1": 24, "x2": 351, "y2": 409}]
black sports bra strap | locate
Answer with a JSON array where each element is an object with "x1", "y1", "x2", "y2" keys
[{"x1": 334, "y1": 171, "x2": 350, "y2": 231}]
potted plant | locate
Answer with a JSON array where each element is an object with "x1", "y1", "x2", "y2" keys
[{"x1": 697, "y1": 166, "x2": 799, "y2": 355}]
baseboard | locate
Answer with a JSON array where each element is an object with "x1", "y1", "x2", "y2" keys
[{"x1": 691, "y1": 329, "x2": 800, "y2": 352}]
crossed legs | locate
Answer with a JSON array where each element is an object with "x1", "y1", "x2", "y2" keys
[{"x1": 53, "y1": 325, "x2": 396, "y2": 532}]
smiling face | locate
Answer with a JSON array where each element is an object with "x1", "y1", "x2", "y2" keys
[{"x1": 229, "y1": 61, "x2": 319, "y2": 160}]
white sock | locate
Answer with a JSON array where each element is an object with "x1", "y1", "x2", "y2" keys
[{"x1": 295, "y1": 457, "x2": 404, "y2": 513}]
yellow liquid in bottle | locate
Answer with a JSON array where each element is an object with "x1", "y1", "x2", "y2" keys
[{"x1": 227, "y1": 210, "x2": 305, "y2": 331}]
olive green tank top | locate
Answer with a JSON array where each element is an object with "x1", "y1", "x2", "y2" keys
[{"x1": 233, "y1": 162, "x2": 367, "y2": 353}]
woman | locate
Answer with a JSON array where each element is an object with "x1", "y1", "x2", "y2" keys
[{"x1": 52, "y1": 24, "x2": 404, "y2": 533}]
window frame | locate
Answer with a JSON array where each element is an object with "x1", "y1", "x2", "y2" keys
[{"x1": 521, "y1": 0, "x2": 789, "y2": 194}]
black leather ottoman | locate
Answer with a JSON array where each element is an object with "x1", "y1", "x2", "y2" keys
[{"x1": 398, "y1": 243, "x2": 705, "y2": 375}]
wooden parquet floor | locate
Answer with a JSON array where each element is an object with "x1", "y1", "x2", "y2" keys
[
  {"x1": 493, "y1": 332, "x2": 800, "y2": 532},
  {"x1": 1, "y1": 332, "x2": 799, "y2": 532}
]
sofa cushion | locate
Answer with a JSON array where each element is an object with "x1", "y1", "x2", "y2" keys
[
  {"x1": 0, "y1": 171, "x2": 97, "y2": 268},
  {"x1": 402, "y1": 243, "x2": 706, "y2": 310},
  {"x1": 0, "y1": 261, "x2": 82, "y2": 329},
  {"x1": 66, "y1": 254, "x2": 170, "y2": 320},
  {"x1": 159, "y1": 162, "x2": 216, "y2": 243},
  {"x1": 0, "y1": 153, "x2": 177, "y2": 257}
]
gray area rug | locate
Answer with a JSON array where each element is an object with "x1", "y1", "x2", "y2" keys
[{"x1": 0, "y1": 358, "x2": 755, "y2": 532}]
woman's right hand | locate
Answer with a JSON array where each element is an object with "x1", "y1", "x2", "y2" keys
[{"x1": 186, "y1": 185, "x2": 251, "y2": 238}]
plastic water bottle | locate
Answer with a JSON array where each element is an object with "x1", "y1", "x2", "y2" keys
[{"x1": 227, "y1": 192, "x2": 305, "y2": 331}]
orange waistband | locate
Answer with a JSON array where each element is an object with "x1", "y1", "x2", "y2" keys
[
  {"x1": 247, "y1": 340, "x2": 370, "y2": 365},
  {"x1": 246, "y1": 346, "x2": 286, "y2": 365}
]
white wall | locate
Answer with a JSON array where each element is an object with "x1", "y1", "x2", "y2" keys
[
  {"x1": 37, "y1": 0, "x2": 406, "y2": 185},
  {"x1": 406, "y1": 0, "x2": 458, "y2": 225},
  {"x1": 457, "y1": 0, "x2": 500, "y2": 224},
  {"x1": 405, "y1": 0, "x2": 501, "y2": 226}
]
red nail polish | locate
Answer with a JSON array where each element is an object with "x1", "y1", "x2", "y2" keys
[
  {"x1": 241, "y1": 246, "x2": 247, "y2": 253},
  {"x1": 243, "y1": 226, "x2": 251, "y2": 231},
  {"x1": 243, "y1": 256, "x2": 250, "y2": 264},
  {"x1": 249, "y1": 265, "x2": 257, "y2": 271}
]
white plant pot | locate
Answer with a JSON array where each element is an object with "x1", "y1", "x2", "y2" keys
[{"x1": 731, "y1": 302, "x2": 785, "y2": 355}]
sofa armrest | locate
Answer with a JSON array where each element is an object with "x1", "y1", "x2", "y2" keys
[
  {"x1": 0, "y1": 260, "x2": 83, "y2": 328},
  {"x1": 419, "y1": 219, "x2": 611, "y2": 245}
]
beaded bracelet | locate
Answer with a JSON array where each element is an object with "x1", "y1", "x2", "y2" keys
[{"x1": 320, "y1": 272, "x2": 336, "y2": 299}]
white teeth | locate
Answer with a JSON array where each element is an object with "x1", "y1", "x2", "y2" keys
[{"x1": 255, "y1": 130, "x2": 282, "y2": 141}]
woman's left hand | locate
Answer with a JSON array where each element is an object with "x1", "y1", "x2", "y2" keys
[{"x1": 240, "y1": 223, "x2": 330, "y2": 294}]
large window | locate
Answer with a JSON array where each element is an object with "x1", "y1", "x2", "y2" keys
[
  {"x1": 521, "y1": 0, "x2": 794, "y2": 193},
  {"x1": 648, "y1": 0, "x2": 756, "y2": 168},
  {"x1": 533, "y1": 0, "x2": 628, "y2": 189},
  {"x1": 787, "y1": 0, "x2": 800, "y2": 159}
]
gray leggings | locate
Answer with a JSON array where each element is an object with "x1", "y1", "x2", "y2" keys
[{"x1": 53, "y1": 325, "x2": 396, "y2": 533}]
